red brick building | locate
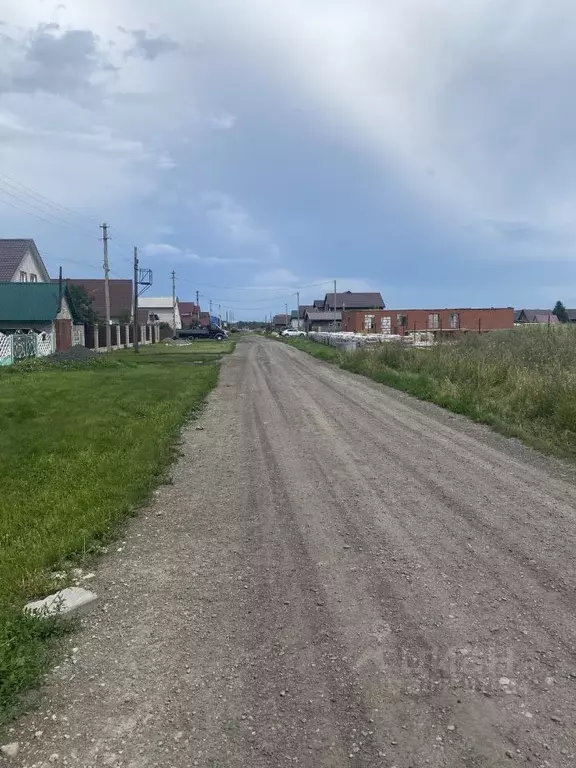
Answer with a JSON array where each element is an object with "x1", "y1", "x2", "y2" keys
[{"x1": 342, "y1": 308, "x2": 515, "y2": 335}]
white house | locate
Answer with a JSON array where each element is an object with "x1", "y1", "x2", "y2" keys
[
  {"x1": 0, "y1": 239, "x2": 51, "y2": 283},
  {"x1": 137, "y1": 296, "x2": 181, "y2": 330}
]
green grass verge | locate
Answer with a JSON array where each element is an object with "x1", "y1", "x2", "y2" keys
[
  {"x1": 0, "y1": 343, "x2": 230, "y2": 724},
  {"x1": 283, "y1": 328, "x2": 576, "y2": 459}
]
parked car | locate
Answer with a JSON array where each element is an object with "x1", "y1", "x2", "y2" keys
[
  {"x1": 177, "y1": 325, "x2": 228, "y2": 341},
  {"x1": 281, "y1": 328, "x2": 306, "y2": 337}
]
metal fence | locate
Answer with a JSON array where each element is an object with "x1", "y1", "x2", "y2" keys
[{"x1": 0, "y1": 331, "x2": 55, "y2": 366}]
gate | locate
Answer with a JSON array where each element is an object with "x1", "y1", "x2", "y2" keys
[{"x1": 12, "y1": 331, "x2": 36, "y2": 361}]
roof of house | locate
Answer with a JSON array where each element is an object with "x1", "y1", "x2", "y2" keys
[
  {"x1": 65, "y1": 278, "x2": 133, "y2": 320},
  {"x1": 313, "y1": 299, "x2": 325, "y2": 310},
  {"x1": 566, "y1": 309, "x2": 576, "y2": 321},
  {"x1": 138, "y1": 296, "x2": 175, "y2": 309},
  {"x1": 0, "y1": 282, "x2": 71, "y2": 323},
  {"x1": 324, "y1": 291, "x2": 385, "y2": 310},
  {"x1": 306, "y1": 311, "x2": 342, "y2": 321},
  {"x1": 290, "y1": 310, "x2": 298, "y2": 319},
  {"x1": 517, "y1": 309, "x2": 558, "y2": 323},
  {"x1": 0, "y1": 238, "x2": 49, "y2": 281},
  {"x1": 178, "y1": 301, "x2": 199, "y2": 316},
  {"x1": 534, "y1": 313, "x2": 559, "y2": 324},
  {"x1": 299, "y1": 304, "x2": 314, "y2": 318},
  {"x1": 273, "y1": 314, "x2": 290, "y2": 325}
]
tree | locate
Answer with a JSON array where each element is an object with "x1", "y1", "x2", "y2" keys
[
  {"x1": 67, "y1": 284, "x2": 100, "y2": 324},
  {"x1": 553, "y1": 300, "x2": 569, "y2": 324}
]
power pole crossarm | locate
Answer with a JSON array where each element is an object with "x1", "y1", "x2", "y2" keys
[{"x1": 100, "y1": 223, "x2": 111, "y2": 351}]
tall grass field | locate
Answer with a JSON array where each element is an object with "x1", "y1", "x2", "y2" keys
[
  {"x1": 0, "y1": 342, "x2": 233, "y2": 724},
  {"x1": 285, "y1": 327, "x2": 576, "y2": 457}
]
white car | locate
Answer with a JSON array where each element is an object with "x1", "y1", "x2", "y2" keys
[{"x1": 281, "y1": 329, "x2": 306, "y2": 337}]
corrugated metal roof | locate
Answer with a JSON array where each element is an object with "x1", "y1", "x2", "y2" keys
[
  {"x1": 306, "y1": 311, "x2": 342, "y2": 321},
  {"x1": 0, "y1": 282, "x2": 65, "y2": 322},
  {"x1": 139, "y1": 296, "x2": 174, "y2": 309},
  {"x1": 324, "y1": 292, "x2": 384, "y2": 310}
]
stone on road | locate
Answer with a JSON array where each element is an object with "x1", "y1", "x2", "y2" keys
[{"x1": 9, "y1": 337, "x2": 576, "y2": 766}]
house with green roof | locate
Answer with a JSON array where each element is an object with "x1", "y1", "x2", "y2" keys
[{"x1": 0, "y1": 282, "x2": 77, "y2": 360}]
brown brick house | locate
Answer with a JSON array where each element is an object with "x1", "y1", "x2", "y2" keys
[{"x1": 342, "y1": 308, "x2": 515, "y2": 335}]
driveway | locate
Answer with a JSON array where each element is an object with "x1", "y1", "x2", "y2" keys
[{"x1": 9, "y1": 337, "x2": 576, "y2": 767}]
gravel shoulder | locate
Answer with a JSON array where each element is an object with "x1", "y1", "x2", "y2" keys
[{"x1": 5, "y1": 336, "x2": 576, "y2": 767}]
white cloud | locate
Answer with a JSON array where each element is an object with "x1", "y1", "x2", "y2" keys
[
  {"x1": 229, "y1": 0, "x2": 576, "y2": 239},
  {"x1": 200, "y1": 192, "x2": 281, "y2": 261},
  {"x1": 143, "y1": 242, "x2": 255, "y2": 264},
  {"x1": 143, "y1": 242, "x2": 182, "y2": 257},
  {"x1": 208, "y1": 113, "x2": 237, "y2": 131},
  {"x1": 253, "y1": 268, "x2": 299, "y2": 287}
]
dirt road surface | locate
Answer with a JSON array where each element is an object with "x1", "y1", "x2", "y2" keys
[{"x1": 7, "y1": 337, "x2": 576, "y2": 767}]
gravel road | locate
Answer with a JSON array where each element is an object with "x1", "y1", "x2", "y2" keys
[{"x1": 7, "y1": 336, "x2": 576, "y2": 767}]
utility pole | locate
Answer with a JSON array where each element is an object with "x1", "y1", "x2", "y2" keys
[
  {"x1": 218, "y1": 304, "x2": 221, "y2": 324},
  {"x1": 209, "y1": 299, "x2": 213, "y2": 319},
  {"x1": 296, "y1": 291, "x2": 300, "y2": 330},
  {"x1": 333, "y1": 279, "x2": 337, "y2": 331},
  {"x1": 171, "y1": 271, "x2": 176, "y2": 333},
  {"x1": 133, "y1": 246, "x2": 139, "y2": 354},
  {"x1": 285, "y1": 302, "x2": 288, "y2": 328},
  {"x1": 100, "y1": 222, "x2": 111, "y2": 351},
  {"x1": 196, "y1": 290, "x2": 200, "y2": 323}
]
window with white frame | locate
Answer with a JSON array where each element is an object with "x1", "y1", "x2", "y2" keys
[
  {"x1": 449, "y1": 312, "x2": 459, "y2": 329},
  {"x1": 20, "y1": 271, "x2": 27, "y2": 282},
  {"x1": 29, "y1": 274, "x2": 37, "y2": 282},
  {"x1": 428, "y1": 313, "x2": 439, "y2": 329},
  {"x1": 381, "y1": 316, "x2": 391, "y2": 333},
  {"x1": 364, "y1": 314, "x2": 375, "y2": 331}
]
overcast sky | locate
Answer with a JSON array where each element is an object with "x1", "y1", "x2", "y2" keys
[{"x1": 1, "y1": 1, "x2": 575, "y2": 318}]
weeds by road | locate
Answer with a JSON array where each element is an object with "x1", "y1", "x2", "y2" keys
[
  {"x1": 0, "y1": 342, "x2": 231, "y2": 723},
  {"x1": 285, "y1": 328, "x2": 576, "y2": 458}
]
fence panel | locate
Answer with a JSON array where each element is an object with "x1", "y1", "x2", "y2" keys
[
  {"x1": 36, "y1": 332, "x2": 54, "y2": 357},
  {"x1": 0, "y1": 332, "x2": 12, "y2": 366},
  {"x1": 12, "y1": 331, "x2": 36, "y2": 361}
]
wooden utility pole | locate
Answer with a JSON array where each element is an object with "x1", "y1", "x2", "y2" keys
[
  {"x1": 133, "y1": 246, "x2": 139, "y2": 354},
  {"x1": 196, "y1": 290, "x2": 200, "y2": 323},
  {"x1": 100, "y1": 223, "x2": 111, "y2": 351},
  {"x1": 296, "y1": 291, "x2": 300, "y2": 330},
  {"x1": 171, "y1": 271, "x2": 177, "y2": 333},
  {"x1": 333, "y1": 279, "x2": 337, "y2": 330}
]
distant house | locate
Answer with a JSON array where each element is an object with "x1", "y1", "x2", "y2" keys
[
  {"x1": 273, "y1": 314, "x2": 291, "y2": 330},
  {"x1": 323, "y1": 291, "x2": 385, "y2": 312},
  {"x1": 178, "y1": 301, "x2": 200, "y2": 327},
  {"x1": 515, "y1": 309, "x2": 559, "y2": 325},
  {"x1": 65, "y1": 278, "x2": 133, "y2": 324},
  {"x1": 313, "y1": 299, "x2": 325, "y2": 311},
  {"x1": 304, "y1": 310, "x2": 342, "y2": 332},
  {"x1": 0, "y1": 282, "x2": 77, "y2": 351},
  {"x1": 565, "y1": 310, "x2": 576, "y2": 324},
  {"x1": 0, "y1": 239, "x2": 51, "y2": 283},
  {"x1": 138, "y1": 296, "x2": 181, "y2": 329}
]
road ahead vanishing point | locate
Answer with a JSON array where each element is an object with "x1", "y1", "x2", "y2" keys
[{"x1": 13, "y1": 337, "x2": 576, "y2": 767}]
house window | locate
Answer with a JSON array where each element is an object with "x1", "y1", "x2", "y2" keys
[
  {"x1": 396, "y1": 314, "x2": 407, "y2": 327},
  {"x1": 364, "y1": 314, "x2": 375, "y2": 331},
  {"x1": 29, "y1": 274, "x2": 37, "y2": 282},
  {"x1": 449, "y1": 312, "x2": 459, "y2": 329},
  {"x1": 381, "y1": 316, "x2": 391, "y2": 334},
  {"x1": 428, "y1": 313, "x2": 439, "y2": 329},
  {"x1": 20, "y1": 271, "x2": 27, "y2": 282}
]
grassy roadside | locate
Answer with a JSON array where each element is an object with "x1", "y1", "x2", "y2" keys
[
  {"x1": 0, "y1": 341, "x2": 233, "y2": 724},
  {"x1": 283, "y1": 330, "x2": 576, "y2": 459}
]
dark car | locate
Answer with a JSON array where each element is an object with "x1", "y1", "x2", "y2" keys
[{"x1": 176, "y1": 325, "x2": 228, "y2": 341}]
